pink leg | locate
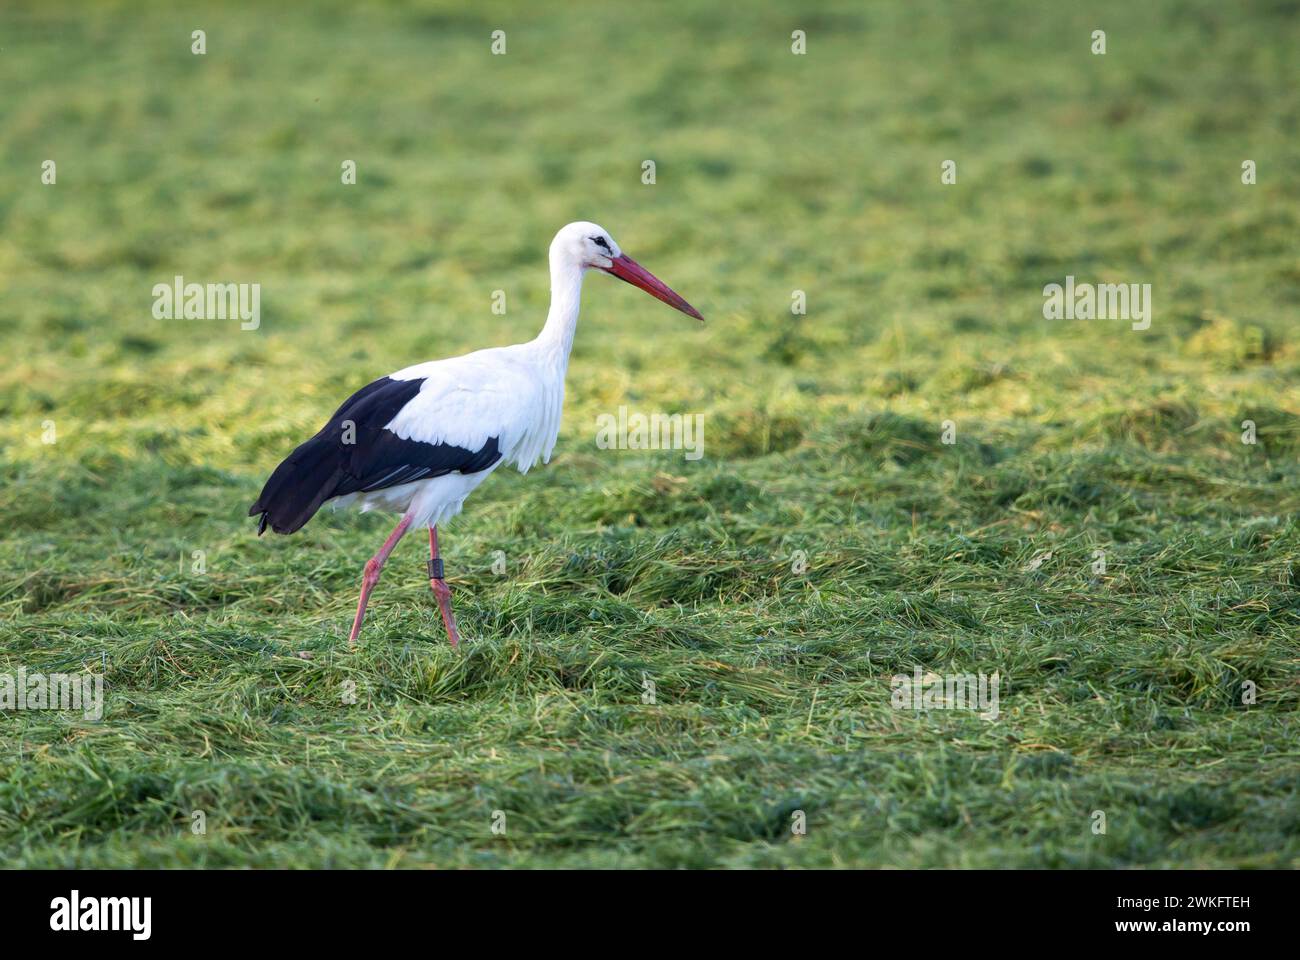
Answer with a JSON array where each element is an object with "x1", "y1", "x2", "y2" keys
[
  {"x1": 347, "y1": 511, "x2": 415, "y2": 646},
  {"x1": 428, "y1": 526, "x2": 461, "y2": 648}
]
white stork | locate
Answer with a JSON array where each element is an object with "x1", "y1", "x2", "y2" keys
[{"x1": 250, "y1": 222, "x2": 703, "y2": 647}]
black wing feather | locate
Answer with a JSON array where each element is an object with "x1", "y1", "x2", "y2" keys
[{"x1": 249, "y1": 376, "x2": 502, "y2": 535}]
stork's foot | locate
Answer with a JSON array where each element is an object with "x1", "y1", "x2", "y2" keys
[
  {"x1": 427, "y1": 525, "x2": 461, "y2": 648},
  {"x1": 348, "y1": 557, "x2": 383, "y2": 646},
  {"x1": 429, "y1": 576, "x2": 462, "y2": 648},
  {"x1": 347, "y1": 512, "x2": 415, "y2": 647}
]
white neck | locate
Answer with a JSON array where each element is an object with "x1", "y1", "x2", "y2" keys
[
  {"x1": 534, "y1": 252, "x2": 585, "y2": 370},
  {"x1": 511, "y1": 248, "x2": 583, "y2": 471}
]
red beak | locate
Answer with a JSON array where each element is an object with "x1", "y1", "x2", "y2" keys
[{"x1": 603, "y1": 254, "x2": 704, "y2": 322}]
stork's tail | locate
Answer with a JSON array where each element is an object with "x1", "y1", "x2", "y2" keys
[{"x1": 249, "y1": 436, "x2": 345, "y2": 535}]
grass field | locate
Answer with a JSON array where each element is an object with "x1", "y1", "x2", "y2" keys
[{"x1": 1, "y1": 0, "x2": 1297, "y2": 868}]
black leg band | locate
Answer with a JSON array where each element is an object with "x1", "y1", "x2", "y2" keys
[{"x1": 427, "y1": 557, "x2": 444, "y2": 580}]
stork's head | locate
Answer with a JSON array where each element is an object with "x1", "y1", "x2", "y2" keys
[{"x1": 551, "y1": 221, "x2": 703, "y2": 321}]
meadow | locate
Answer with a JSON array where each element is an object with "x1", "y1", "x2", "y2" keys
[{"x1": 0, "y1": 0, "x2": 1297, "y2": 868}]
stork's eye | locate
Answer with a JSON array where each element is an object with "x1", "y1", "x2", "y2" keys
[{"x1": 592, "y1": 236, "x2": 611, "y2": 252}]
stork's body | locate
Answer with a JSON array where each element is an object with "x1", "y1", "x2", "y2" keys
[{"x1": 250, "y1": 222, "x2": 702, "y2": 646}]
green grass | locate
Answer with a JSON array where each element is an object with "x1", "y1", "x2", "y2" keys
[{"x1": 1, "y1": 0, "x2": 1298, "y2": 868}]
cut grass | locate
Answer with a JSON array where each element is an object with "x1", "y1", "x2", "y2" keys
[{"x1": 0, "y1": 0, "x2": 1297, "y2": 867}]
